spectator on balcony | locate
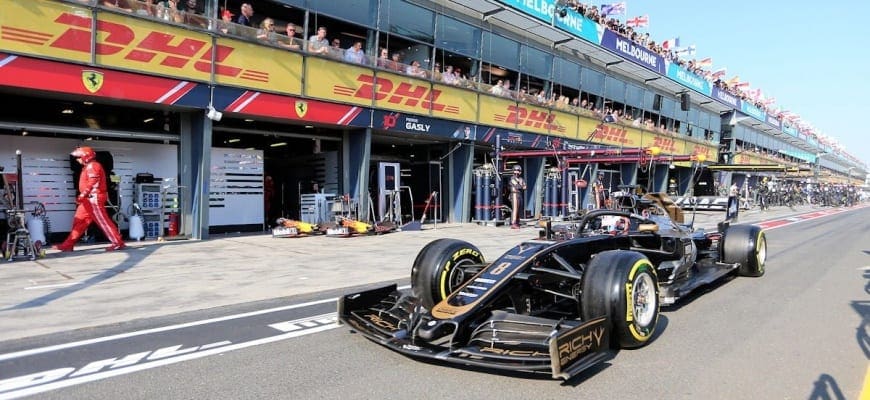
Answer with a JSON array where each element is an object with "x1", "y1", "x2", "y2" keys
[
  {"x1": 431, "y1": 62, "x2": 442, "y2": 81},
  {"x1": 329, "y1": 39, "x2": 344, "y2": 60},
  {"x1": 278, "y1": 23, "x2": 301, "y2": 51},
  {"x1": 308, "y1": 26, "x2": 330, "y2": 56},
  {"x1": 219, "y1": 8, "x2": 236, "y2": 35},
  {"x1": 376, "y1": 48, "x2": 390, "y2": 69},
  {"x1": 441, "y1": 65, "x2": 457, "y2": 85},
  {"x1": 256, "y1": 18, "x2": 278, "y2": 45},
  {"x1": 489, "y1": 80, "x2": 504, "y2": 96},
  {"x1": 344, "y1": 41, "x2": 366, "y2": 64},
  {"x1": 177, "y1": 0, "x2": 207, "y2": 28},
  {"x1": 387, "y1": 52, "x2": 404, "y2": 73},
  {"x1": 405, "y1": 60, "x2": 427, "y2": 78},
  {"x1": 237, "y1": 3, "x2": 253, "y2": 27},
  {"x1": 102, "y1": 0, "x2": 133, "y2": 12}
]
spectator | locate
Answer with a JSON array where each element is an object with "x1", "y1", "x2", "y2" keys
[
  {"x1": 376, "y1": 48, "x2": 390, "y2": 69},
  {"x1": 177, "y1": 0, "x2": 207, "y2": 28},
  {"x1": 256, "y1": 18, "x2": 278, "y2": 45},
  {"x1": 389, "y1": 52, "x2": 403, "y2": 72},
  {"x1": 405, "y1": 60, "x2": 426, "y2": 78},
  {"x1": 329, "y1": 38, "x2": 344, "y2": 59},
  {"x1": 489, "y1": 80, "x2": 504, "y2": 96},
  {"x1": 102, "y1": 0, "x2": 133, "y2": 12},
  {"x1": 307, "y1": 26, "x2": 329, "y2": 56},
  {"x1": 442, "y1": 65, "x2": 457, "y2": 85},
  {"x1": 431, "y1": 62, "x2": 442, "y2": 81},
  {"x1": 219, "y1": 8, "x2": 236, "y2": 35},
  {"x1": 344, "y1": 41, "x2": 366, "y2": 64},
  {"x1": 237, "y1": 3, "x2": 253, "y2": 27},
  {"x1": 279, "y1": 23, "x2": 301, "y2": 51}
]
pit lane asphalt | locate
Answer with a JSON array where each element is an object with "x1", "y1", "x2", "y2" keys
[{"x1": 0, "y1": 204, "x2": 854, "y2": 344}]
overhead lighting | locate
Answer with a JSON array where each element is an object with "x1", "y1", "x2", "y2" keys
[
  {"x1": 21, "y1": 130, "x2": 28, "y2": 136},
  {"x1": 228, "y1": 138, "x2": 241, "y2": 143},
  {"x1": 270, "y1": 142, "x2": 287, "y2": 147},
  {"x1": 61, "y1": 108, "x2": 74, "y2": 114},
  {"x1": 83, "y1": 101, "x2": 93, "y2": 105},
  {"x1": 305, "y1": 125, "x2": 314, "y2": 129},
  {"x1": 85, "y1": 137, "x2": 93, "y2": 141},
  {"x1": 143, "y1": 117, "x2": 155, "y2": 123},
  {"x1": 245, "y1": 147, "x2": 255, "y2": 150},
  {"x1": 244, "y1": 119, "x2": 254, "y2": 122}
]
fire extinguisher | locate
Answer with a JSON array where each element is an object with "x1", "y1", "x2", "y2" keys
[{"x1": 168, "y1": 211, "x2": 179, "y2": 237}]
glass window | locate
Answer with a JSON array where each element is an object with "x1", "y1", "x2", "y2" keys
[
  {"x1": 581, "y1": 67, "x2": 604, "y2": 96},
  {"x1": 604, "y1": 76, "x2": 625, "y2": 103},
  {"x1": 381, "y1": 0, "x2": 434, "y2": 43},
  {"x1": 481, "y1": 31, "x2": 519, "y2": 71},
  {"x1": 310, "y1": 0, "x2": 376, "y2": 27},
  {"x1": 660, "y1": 97, "x2": 675, "y2": 118},
  {"x1": 553, "y1": 58, "x2": 579, "y2": 87},
  {"x1": 520, "y1": 45, "x2": 551, "y2": 80},
  {"x1": 625, "y1": 83, "x2": 643, "y2": 108},
  {"x1": 698, "y1": 110, "x2": 710, "y2": 131},
  {"x1": 436, "y1": 16, "x2": 480, "y2": 58}
]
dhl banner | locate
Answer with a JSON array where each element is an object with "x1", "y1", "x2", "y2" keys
[
  {"x1": 578, "y1": 118, "x2": 642, "y2": 148},
  {"x1": 374, "y1": 71, "x2": 441, "y2": 116},
  {"x1": 212, "y1": 37, "x2": 302, "y2": 95},
  {"x1": 0, "y1": 1, "x2": 93, "y2": 64},
  {"x1": 734, "y1": 153, "x2": 763, "y2": 165},
  {"x1": 306, "y1": 57, "x2": 373, "y2": 107},
  {"x1": 431, "y1": 83, "x2": 476, "y2": 123},
  {"x1": 640, "y1": 132, "x2": 688, "y2": 155},
  {"x1": 479, "y1": 95, "x2": 518, "y2": 130},
  {"x1": 0, "y1": 1, "x2": 301, "y2": 94},
  {"x1": 551, "y1": 110, "x2": 579, "y2": 140},
  {"x1": 687, "y1": 141, "x2": 718, "y2": 162}
]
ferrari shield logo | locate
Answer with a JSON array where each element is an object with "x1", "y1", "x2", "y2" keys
[
  {"x1": 294, "y1": 100, "x2": 308, "y2": 118},
  {"x1": 82, "y1": 70, "x2": 104, "y2": 93}
]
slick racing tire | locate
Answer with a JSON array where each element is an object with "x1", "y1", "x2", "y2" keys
[
  {"x1": 722, "y1": 224, "x2": 766, "y2": 277},
  {"x1": 581, "y1": 250, "x2": 659, "y2": 349},
  {"x1": 411, "y1": 239, "x2": 484, "y2": 310}
]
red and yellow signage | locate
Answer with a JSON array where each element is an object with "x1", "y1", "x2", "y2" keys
[
  {"x1": 307, "y1": 58, "x2": 469, "y2": 119},
  {"x1": 431, "y1": 83, "x2": 476, "y2": 123},
  {"x1": 578, "y1": 118, "x2": 642, "y2": 147},
  {"x1": 479, "y1": 95, "x2": 575, "y2": 137},
  {"x1": 1, "y1": 0, "x2": 301, "y2": 94}
]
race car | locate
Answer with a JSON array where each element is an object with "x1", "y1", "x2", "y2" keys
[{"x1": 338, "y1": 193, "x2": 766, "y2": 380}]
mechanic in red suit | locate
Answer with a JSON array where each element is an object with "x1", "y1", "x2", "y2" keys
[{"x1": 55, "y1": 146, "x2": 126, "y2": 252}]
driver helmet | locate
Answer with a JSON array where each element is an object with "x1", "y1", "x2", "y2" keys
[
  {"x1": 512, "y1": 164, "x2": 522, "y2": 174},
  {"x1": 71, "y1": 146, "x2": 96, "y2": 163}
]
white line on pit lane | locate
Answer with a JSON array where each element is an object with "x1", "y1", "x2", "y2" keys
[
  {"x1": 0, "y1": 284, "x2": 410, "y2": 362},
  {"x1": 24, "y1": 282, "x2": 81, "y2": 290}
]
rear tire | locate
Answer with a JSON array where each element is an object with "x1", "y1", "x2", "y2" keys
[
  {"x1": 581, "y1": 250, "x2": 659, "y2": 349},
  {"x1": 411, "y1": 239, "x2": 484, "y2": 310},
  {"x1": 722, "y1": 224, "x2": 766, "y2": 277}
]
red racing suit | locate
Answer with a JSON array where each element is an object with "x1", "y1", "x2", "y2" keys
[{"x1": 59, "y1": 159, "x2": 124, "y2": 249}]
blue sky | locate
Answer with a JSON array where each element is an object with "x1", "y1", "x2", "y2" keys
[{"x1": 618, "y1": 0, "x2": 869, "y2": 169}]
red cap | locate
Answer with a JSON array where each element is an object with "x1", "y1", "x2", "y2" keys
[{"x1": 221, "y1": 9, "x2": 235, "y2": 18}]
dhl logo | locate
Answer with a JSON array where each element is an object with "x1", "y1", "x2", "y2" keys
[
  {"x1": 591, "y1": 124, "x2": 632, "y2": 145},
  {"x1": 494, "y1": 106, "x2": 565, "y2": 133},
  {"x1": 2, "y1": 13, "x2": 267, "y2": 82},
  {"x1": 333, "y1": 74, "x2": 460, "y2": 114},
  {"x1": 652, "y1": 136, "x2": 678, "y2": 153},
  {"x1": 690, "y1": 145, "x2": 712, "y2": 159},
  {"x1": 736, "y1": 154, "x2": 751, "y2": 164}
]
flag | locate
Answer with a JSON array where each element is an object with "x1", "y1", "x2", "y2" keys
[
  {"x1": 734, "y1": 81, "x2": 750, "y2": 89},
  {"x1": 762, "y1": 97, "x2": 776, "y2": 105},
  {"x1": 696, "y1": 57, "x2": 713, "y2": 68},
  {"x1": 725, "y1": 76, "x2": 740, "y2": 86},
  {"x1": 661, "y1": 37, "x2": 680, "y2": 51},
  {"x1": 674, "y1": 45, "x2": 696, "y2": 57},
  {"x1": 600, "y1": 2, "x2": 627, "y2": 16},
  {"x1": 711, "y1": 67, "x2": 727, "y2": 79},
  {"x1": 625, "y1": 15, "x2": 649, "y2": 28}
]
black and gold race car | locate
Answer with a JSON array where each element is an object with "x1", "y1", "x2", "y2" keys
[{"x1": 338, "y1": 193, "x2": 766, "y2": 380}]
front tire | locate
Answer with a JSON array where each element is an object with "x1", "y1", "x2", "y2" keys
[
  {"x1": 581, "y1": 250, "x2": 659, "y2": 349},
  {"x1": 411, "y1": 239, "x2": 485, "y2": 310},
  {"x1": 722, "y1": 224, "x2": 766, "y2": 277}
]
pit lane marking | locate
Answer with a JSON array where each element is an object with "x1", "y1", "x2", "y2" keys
[{"x1": 0, "y1": 285, "x2": 409, "y2": 362}]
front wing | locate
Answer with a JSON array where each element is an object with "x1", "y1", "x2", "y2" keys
[{"x1": 337, "y1": 284, "x2": 613, "y2": 380}]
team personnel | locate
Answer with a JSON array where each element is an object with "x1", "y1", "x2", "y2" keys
[
  {"x1": 508, "y1": 165, "x2": 526, "y2": 229},
  {"x1": 54, "y1": 146, "x2": 126, "y2": 252},
  {"x1": 593, "y1": 171, "x2": 608, "y2": 209}
]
